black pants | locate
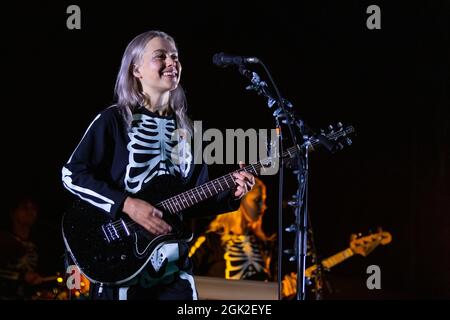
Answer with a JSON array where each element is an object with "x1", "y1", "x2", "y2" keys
[{"x1": 89, "y1": 271, "x2": 198, "y2": 300}]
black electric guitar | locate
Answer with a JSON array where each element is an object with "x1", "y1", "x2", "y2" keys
[{"x1": 62, "y1": 124, "x2": 355, "y2": 285}]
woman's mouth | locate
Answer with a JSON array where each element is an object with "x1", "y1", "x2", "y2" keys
[{"x1": 161, "y1": 71, "x2": 178, "y2": 78}]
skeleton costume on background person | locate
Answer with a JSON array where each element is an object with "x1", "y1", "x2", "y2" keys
[{"x1": 190, "y1": 178, "x2": 276, "y2": 281}]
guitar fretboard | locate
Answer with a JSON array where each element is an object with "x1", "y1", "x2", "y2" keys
[
  {"x1": 321, "y1": 248, "x2": 354, "y2": 269},
  {"x1": 155, "y1": 125, "x2": 354, "y2": 215},
  {"x1": 156, "y1": 145, "x2": 298, "y2": 214},
  {"x1": 111, "y1": 125, "x2": 354, "y2": 237},
  {"x1": 304, "y1": 248, "x2": 354, "y2": 277}
]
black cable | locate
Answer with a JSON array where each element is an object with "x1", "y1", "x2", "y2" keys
[
  {"x1": 276, "y1": 128, "x2": 283, "y2": 300},
  {"x1": 258, "y1": 61, "x2": 309, "y2": 300}
]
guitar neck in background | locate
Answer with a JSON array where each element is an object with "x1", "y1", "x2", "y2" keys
[{"x1": 305, "y1": 248, "x2": 354, "y2": 277}]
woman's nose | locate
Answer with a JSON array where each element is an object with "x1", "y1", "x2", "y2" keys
[{"x1": 166, "y1": 56, "x2": 177, "y2": 66}]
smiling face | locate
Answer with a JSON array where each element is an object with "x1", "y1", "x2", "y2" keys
[{"x1": 133, "y1": 36, "x2": 181, "y2": 98}]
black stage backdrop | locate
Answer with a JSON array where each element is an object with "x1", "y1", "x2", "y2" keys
[{"x1": 1, "y1": 0, "x2": 448, "y2": 299}]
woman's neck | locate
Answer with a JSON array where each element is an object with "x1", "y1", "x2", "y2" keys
[
  {"x1": 145, "y1": 103, "x2": 171, "y2": 115},
  {"x1": 143, "y1": 91, "x2": 171, "y2": 116}
]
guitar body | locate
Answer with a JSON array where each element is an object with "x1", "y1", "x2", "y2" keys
[
  {"x1": 62, "y1": 175, "x2": 193, "y2": 285},
  {"x1": 61, "y1": 125, "x2": 355, "y2": 286}
]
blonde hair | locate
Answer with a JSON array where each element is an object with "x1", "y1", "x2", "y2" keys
[
  {"x1": 114, "y1": 30, "x2": 192, "y2": 135},
  {"x1": 207, "y1": 178, "x2": 274, "y2": 243}
]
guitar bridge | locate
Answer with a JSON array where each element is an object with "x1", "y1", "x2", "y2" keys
[{"x1": 102, "y1": 222, "x2": 120, "y2": 243}]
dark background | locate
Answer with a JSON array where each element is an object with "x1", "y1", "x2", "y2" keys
[{"x1": 1, "y1": 0, "x2": 448, "y2": 299}]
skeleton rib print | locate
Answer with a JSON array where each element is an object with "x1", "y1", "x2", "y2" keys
[
  {"x1": 224, "y1": 235, "x2": 266, "y2": 280},
  {"x1": 125, "y1": 113, "x2": 191, "y2": 193}
]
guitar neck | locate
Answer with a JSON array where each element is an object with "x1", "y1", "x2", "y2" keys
[
  {"x1": 305, "y1": 248, "x2": 354, "y2": 277},
  {"x1": 155, "y1": 125, "x2": 354, "y2": 215},
  {"x1": 156, "y1": 146, "x2": 299, "y2": 214},
  {"x1": 322, "y1": 248, "x2": 354, "y2": 269}
]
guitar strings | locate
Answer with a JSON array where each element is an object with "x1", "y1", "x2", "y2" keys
[
  {"x1": 105, "y1": 130, "x2": 351, "y2": 233},
  {"x1": 106, "y1": 146, "x2": 291, "y2": 232},
  {"x1": 107, "y1": 164, "x2": 260, "y2": 232}
]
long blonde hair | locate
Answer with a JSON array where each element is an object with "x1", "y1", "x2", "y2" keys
[
  {"x1": 207, "y1": 178, "x2": 275, "y2": 243},
  {"x1": 114, "y1": 30, "x2": 192, "y2": 135}
]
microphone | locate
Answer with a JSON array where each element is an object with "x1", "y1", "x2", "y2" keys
[{"x1": 212, "y1": 52, "x2": 259, "y2": 67}]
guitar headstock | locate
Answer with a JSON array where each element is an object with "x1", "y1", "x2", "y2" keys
[
  {"x1": 349, "y1": 229, "x2": 392, "y2": 257},
  {"x1": 312, "y1": 122, "x2": 355, "y2": 153},
  {"x1": 275, "y1": 122, "x2": 355, "y2": 167}
]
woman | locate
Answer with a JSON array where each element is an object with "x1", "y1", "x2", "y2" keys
[
  {"x1": 190, "y1": 178, "x2": 275, "y2": 281},
  {"x1": 62, "y1": 30, "x2": 255, "y2": 300}
]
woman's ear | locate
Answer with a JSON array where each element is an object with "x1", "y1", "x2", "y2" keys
[{"x1": 132, "y1": 64, "x2": 142, "y2": 79}]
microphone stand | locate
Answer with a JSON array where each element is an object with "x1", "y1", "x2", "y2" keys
[{"x1": 238, "y1": 64, "x2": 311, "y2": 300}]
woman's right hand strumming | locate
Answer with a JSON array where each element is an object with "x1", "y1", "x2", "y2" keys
[{"x1": 122, "y1": 197, "x2": 172, "y2": 235}]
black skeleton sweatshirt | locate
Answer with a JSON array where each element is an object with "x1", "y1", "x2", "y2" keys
[
  {"x1": 62, "y1": 105, "x2": 240, "y2": 286},
  {"x1": 62, "y1": 105, "x2": 239, "y2": 220}
]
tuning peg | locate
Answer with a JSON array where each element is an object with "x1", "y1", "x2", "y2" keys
[
  {"x1": 282, "y1": 99, "x2": 293, "y2": 108},
  {"x1": 283, "y1": 248, "x2": 295, "y2": 255},
  {"x1": 285, "y1": 224, "x2": 297, "y2": 232},
  {"x1": 345, "y1": 137, "x2": 352, "y2": 145},
  {"x1": 284, "y1": 249, "x2": 297, "y2": 262},
  {"x1": 282, "y1": 119, "x2": 294, "y2": 125},
  {"x1": 337, "y1": 122, "x2": 343, "y2": 128},
  {"x1": 320, "y1": 129, "x2": 325, "y2": 135},
  {"x1": 287, "y1": 200, "x2": 299, "y2": 208},
  {"x1": 273, "y1": 107, "x2": 284, "y2": 117},
  {"x1": 328, "y1": 125, "x2": 334, "y2": 131},
  {"x1": 268, "y1": 97, "x2": 276, "y2": 108}
]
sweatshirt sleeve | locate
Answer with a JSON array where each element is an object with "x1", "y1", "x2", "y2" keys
[{"x1": 61, "y1": 110, "x2": 128, "y2": 218}]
